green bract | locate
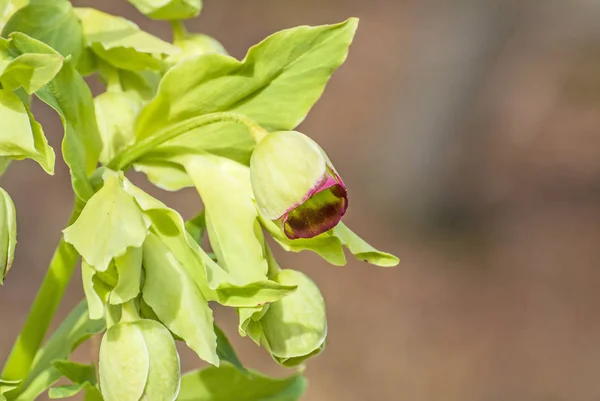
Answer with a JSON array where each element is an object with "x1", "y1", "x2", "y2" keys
[{"x1": 0, "y1": 6, "x2": 400, "y2": 401}]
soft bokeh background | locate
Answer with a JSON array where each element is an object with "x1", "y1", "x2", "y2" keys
[{"x1": 3, "y1": 0, "x2": 600, "y2": 400}]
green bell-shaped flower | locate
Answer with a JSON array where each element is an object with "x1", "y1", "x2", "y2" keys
[
  {"x1": 0, "y1": 188, "x2": 16, "y2": 285},
  {"x1": 250, "y1": 131, "x2": 348, "y2": 240},
  {"x1": 99, "y1": 308, "x2": 180, "y2": 401}
]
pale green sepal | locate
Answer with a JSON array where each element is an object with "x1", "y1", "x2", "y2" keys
[
  {"x1": 133, "y1": 160, "x2": 193, "y2": 191},
  {"x1": 99, "y1": 322, "x2": 149, "y2": 401},
  {"x1": 0, "y1": 187, "x2": 16, "y2": 284},
  {"x1": 250, "y1": 131, "x2": 326, "y2": 220},
  {"x1": 183, "y1": 154, "x2": 268, "y2": 285},
  {"x1": 63, "y1": 170, "x2": 150, "y2": 272},
  {"x1": 121, "y1": 179, "x2": 296, "y2": 307},
  {"x1": 256, "y1": 270, "x2": 327, "y2": 366},
  {"x1": 6, "y1": 32, "x2": 102, "y2": 201},
  {"x1": 75, "y1": 8, "x2": 179, "y2": 71},
  {"x1": 94, "y1": 91, "x2": 143, "y2": 165},
  {"x1": 137, "y1": 320, "x2": 181, "y2": 401},
  {"x1": 2, "y1": 1, "x2": 84, "y2": 64},
  {"x1": 81, "y1": 261, "x2": 104, "y2": 320},
  {"x1": 128, "y1": 0, "x2": 201, "y2": 20},
  {"x1": 0, "y1": 51, "x2": 63, "y2": 94},
  {"x1": 0, "y1": 89, "x2": 55, "y2": 174},
  {"x1": 168, "y1": 31, "x2": 226, "y2": 66},
  {"x1": 109, "y1": 246, "x2": 142, "y2": 304},
  {"x1": 176, "y1": 363, "x2": 306, "y2": 401},
  {"x1": 142, "y1": 232, "x2": 219, "y2": 366}
]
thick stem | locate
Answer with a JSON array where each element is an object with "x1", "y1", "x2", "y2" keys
[
  {"x1": 106, "y1": 112, "x2": 268, "y2": 171},
  {"x1": 1, "y1": 201, "x2": 83, "y2": 382}
]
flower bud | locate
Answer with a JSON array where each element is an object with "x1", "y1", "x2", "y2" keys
[
  {"x1": 99, "y1": 318, "x2": 180, "y2": 401},
  {"x1": 250, "y1": 131, "x2": 347, "y2": 239},
  {"x1": 0, "y1": 188, "x2": 16, "y2": 285}
]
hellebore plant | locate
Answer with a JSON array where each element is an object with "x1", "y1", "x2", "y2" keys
[{"x1": 0, "y1": 1, "x2": 399, "y2": 400}]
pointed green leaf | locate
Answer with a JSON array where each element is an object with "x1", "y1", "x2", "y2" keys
[
  {"x1": 135, "y1": 19, "x2": 357, "y2": 157},
  {"x1": 75, "y1": 8, "x2": 178, "y2": 72},
  {"x1": 142, "y1": 232, "x2": 219, "y2": 366},
  {"x1": 0, "y1": 188, "x2": 16, "y2": 285},
  {"x1": 7, "y1": 32, "x2": 102, "y2": 200},
  {"x1": 109, "y1": 246, "x2": 142, "y2": 304},
  {"x1": 99, "y1": 322, "x2": 149, "y2": 401},
  {"x1": 63, "y1": 171, "x2": 150, "y2": 271},
  {"x1": 16, "y1": 301, "x2": 105, "y2": 401},
  {"x1": 48, "y1": 383, "x2": 86, "y2": 399},
  {"x1": 94, "y1": 91, "x2": 143, "y2": 165},
  {"x1": 81, "y1": 261, "x2": 104, "y2": 320},
  {"x1": 83, "y1": 384, "x2": 103, "y2": 401},
  {"x1": 0, "y1": 379, "x2": 20, "y2": 395},
  {"x1": 177, "y1": 363, "x2": 306, "y2": 401},
  {"x1": 2, "y1": 0, "x2": 84, "y2": 64},
  {"x1": 214, "y1": 324, "x2": 247, "y2": 375},
  {"x1": 0, "y1": 89, "x2": 54, "y2": 174},
  {"x1": 333, "y1": 223, "x2": 399, "y2": 266},
  {"x1": 128, "y1": 0, "x2": 202, "y2": 20},
  {"x1": 184, "y1": 154, "x2": 268, "y2": 285},
  {"x1": 51, "y1": 360, "x2": 96, "y2": 386}
]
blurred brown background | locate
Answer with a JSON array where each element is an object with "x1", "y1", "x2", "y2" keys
[{"x1": 3, "y1": 0, "x2": 600, "y2": 400}]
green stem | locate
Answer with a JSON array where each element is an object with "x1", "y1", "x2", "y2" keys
[
  {"x1": 1, "y1": 200, "x2": 84, "y2": 382},
  {"x1": 119, "y1": 300, "x2": 140, "y2": 323},
  {"x1": 107, "y1": 112, "x2": 268, "y2": 171},
  {"x1": 170, "y1": 20, "x2": 187, "y2": 42}
]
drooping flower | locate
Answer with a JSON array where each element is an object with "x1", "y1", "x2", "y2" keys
[{"x1": 250, "y1": 131, "x2": 347, "y2": 239}]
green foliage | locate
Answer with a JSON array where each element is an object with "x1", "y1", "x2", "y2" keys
[
  {"x1": 0, "y1": 3, "x2": 399, "y2": 401},
  {"x1": 2, "y1": 0, "x2": 84, "y2": 64},
  {"x1": 177, "y1": 363, "x2": 306, "y2": 401},
  {"x1": 128, "y1": 0, "x2": 202, "y2": 21}
]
